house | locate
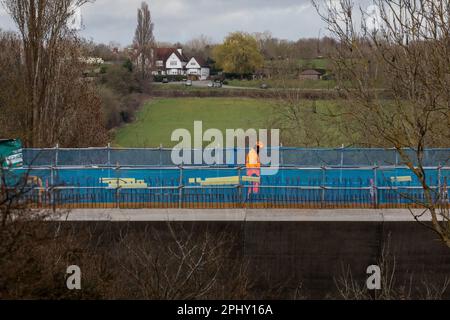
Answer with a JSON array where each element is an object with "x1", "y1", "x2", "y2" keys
[
  {"x1": 299, "y1": 69, "x2": 326, "y2": 81},
  {"x1": 153, "y1": 47, "x2": 188, "y2": 76},
  {"x1": 151, "y1": 47, "x2": 210, "y2": 79},
  {"x1": 186, "y1": 57, "x2": 210, "y2": 80}
]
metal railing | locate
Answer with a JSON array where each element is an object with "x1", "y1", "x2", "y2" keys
[
  {"x1": 15, "y1": 185, "x2": 449, "y2": 210},
  {"x1": 8, "y1": 164, "x2": 449, "y2": 210}
]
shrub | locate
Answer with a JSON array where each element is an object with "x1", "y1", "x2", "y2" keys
[
  {"x1": 120, "y1": 93, "x2": 142, "y2": 123},
  {"x1": 98, "y1": 86, "x2": 122, "y2": 129},
  {"x1": 100, "y1": 64, "x2": 140, "y2": 95},
  {"x1": 153, "y1": 75, "x2": 186, "y2": 82},
  {"x1": 123, "y1": 59, "x2": 133, "y2": 72}
]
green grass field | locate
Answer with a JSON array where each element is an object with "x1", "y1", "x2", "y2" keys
[{"x1": 114, "y1": 98, "x2": 276, "y2": 147}]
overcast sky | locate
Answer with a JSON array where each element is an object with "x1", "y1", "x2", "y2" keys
[{"x1": 0, "y1": 0, "x2": 372, "y2": 46}]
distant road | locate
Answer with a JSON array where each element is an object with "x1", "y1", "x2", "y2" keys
[{"x1": 153, "y1": 80, "x2": 261, "y2": 90}]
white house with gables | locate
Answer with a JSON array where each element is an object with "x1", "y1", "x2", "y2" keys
[
  {"x1": 152, "y1": 48, "x2": 210, "y2": 80},
  {"x1": 153, "y1": 47, "x2": 187, "y2": 75},
  {"x1": 186, "y1": 57, "x2": 210, "y2": 80}
]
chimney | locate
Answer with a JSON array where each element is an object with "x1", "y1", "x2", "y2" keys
[{"x1": 177, "y1": 48, "x2": 183, "y2": 56}]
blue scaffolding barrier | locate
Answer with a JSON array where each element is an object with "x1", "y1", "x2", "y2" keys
[{"x1": 3, "y1": 147, "x2": 449, "y2": 209}]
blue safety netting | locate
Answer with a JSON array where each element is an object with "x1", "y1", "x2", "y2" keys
[{"x1": 22, "y1": 147, "x2": 450, "y2": 167}]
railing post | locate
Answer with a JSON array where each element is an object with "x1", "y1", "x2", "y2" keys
[
  {"x1": 107, "y1": 143, "x2": 111, "y2": 166},
  {"x1": 114, "y1": 173, "x2": 121, "y2": 209},
  {"x1": 178, "y1": 165, "x2": 183, "y2": 208},
  {"x1": 444, "y1": 177, "x2": 449, "y2": 209},
  {"x1": 238, "y1": 166, "x2": 243, "y2": 208},
  {"x1": 339, "y1": 144, "x2": 344, "y2": 184},
  {"x1": 438, "y1": 165, "x2": 442, "y2": 208},
  {"x1": 321, "y1": 166, "x2": 326, "y2": 208},
  {"x1": 55, "y1": 143, "x2": 59, "y2": 166},
  {"x1": 373, "y1": 166, "x2": 378, "y2": 208},
  {"x1": 116, "y1": 187, "x2": 121, "y2": 209},
  {"x1": 50, "y1": 165, "x2": 55, "y2": 210}
]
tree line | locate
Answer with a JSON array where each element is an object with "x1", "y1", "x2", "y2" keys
[{"x1": 0, "y1": 1, "x2": 158, "y2": 145}]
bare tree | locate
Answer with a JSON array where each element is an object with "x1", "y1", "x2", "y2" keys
[
  {"x1": 0, "y1": 0, "x2": 108, "y2": 147},
  {"x1": 334, "y1": 236, "x2": 450, "y2": 299},
  {"x1": 0, "y1": 163, "x2": 60, "y2": 298},
  {"x1": 313, "y1": 0, "x2": 450, "y2": 247},
  {"x1": 184, "y1": 34, "x2": 214, "y2": 61},
  {"x1": 0, "y1": 30, "x2": 27, "y2": 139},
  {"x1": 111, "y1": 223, "x2": 253, "y2": 299},
  {"x1": 133, "y1": 1, "x2": 155, "y2": 80},
  {"x1": 270, "y1": 79, "x2": 347, "y2": 147}
]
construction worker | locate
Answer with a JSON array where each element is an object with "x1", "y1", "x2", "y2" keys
[{"x1": 246, "y1": 142, "x2": 264, "y2": 194}]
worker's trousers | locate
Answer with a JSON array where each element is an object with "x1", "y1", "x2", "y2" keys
[{"x1": 246, "y1": 168, "x2": 261, "y2": 194}]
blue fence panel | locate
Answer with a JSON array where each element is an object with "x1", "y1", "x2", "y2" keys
[
  {"x1": 57, "y1": 149, "x2": 108, "y2": 166},
  {"x1": 22, "y1": 148, "x2": 450, "y2": 167},
  {"x1": 23, "y1": 149, "x2": 57, "y2": 166},
  {"x1": 342, "y1": 149, "x2": 397, "y2": 166}
]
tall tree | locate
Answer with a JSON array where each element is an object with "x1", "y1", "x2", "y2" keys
[
  {"x1": 213, "y1": 32, "x2": 264, "y2": 76},
  {"x1": 133, "y1": 1, "x2": 155, "y2": 80},
  {"x1": 0, "y1": 0, "x2": 107, "y2": 147},
  {"x1": 313, "y1": 0, "x2": 450, "y2": 247}
]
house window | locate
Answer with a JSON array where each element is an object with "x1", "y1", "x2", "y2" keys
[{"x1": 170, "y1": 61, "x2": 177, "y2": 66}]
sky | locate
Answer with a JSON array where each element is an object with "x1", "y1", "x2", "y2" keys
[{"x1": 0, "y1": 0, "x2": 372, "y2": 46}]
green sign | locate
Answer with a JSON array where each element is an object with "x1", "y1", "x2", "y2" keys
[{"x1": 0, "y1": 139, "x2": 23, "y2": 168}]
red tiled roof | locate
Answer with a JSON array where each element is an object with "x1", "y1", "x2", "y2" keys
[{"x1": 155, "y1": 48, "x2": 187, "y2": 64}]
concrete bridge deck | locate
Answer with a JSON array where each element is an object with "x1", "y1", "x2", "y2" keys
[{"x1": 56, "y1": 209, "x2": 433, "y2": 222}]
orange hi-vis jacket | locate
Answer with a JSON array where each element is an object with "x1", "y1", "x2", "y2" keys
[{"x1": 246, "y1": 148, "x2": 261, "y2": 168}]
